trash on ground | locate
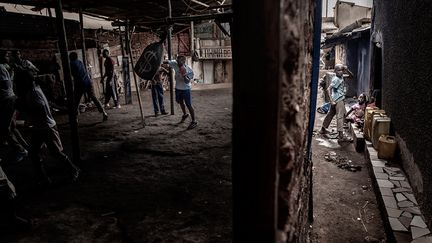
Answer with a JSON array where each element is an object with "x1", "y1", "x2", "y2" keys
[
  {"x1": 364, "y1": 236, "x2": 380, "y2": 243},
  {"x1": 324, "y1": 151, "x2": 362, "y2": 172}
]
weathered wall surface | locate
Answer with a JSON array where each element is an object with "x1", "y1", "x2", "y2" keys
[
  {"x1": 345, "y1": 32, "x2": 370, "y2": 97},
  {"x1": 277, "y1": 0, "x2": 314, "y2": 242},
  {"x1": 373, "y1": 0, "x2": 432, "y2": 226},
  {"x1": 335, "y1": 2, "x2": 371, "y2": 29},
  {"x1": 232, "y1": 0, "x2": 314, "y2": 241}
]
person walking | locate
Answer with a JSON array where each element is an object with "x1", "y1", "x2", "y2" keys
[
  {"x1": 319, "y1": 63, "x2": 353, "y2": 143},
  {"x1": 0, "y1": 50, "x2": 28, "y2": 162},
  {"x1": 17, "y1": 69, "x2": 80, "y2": 184},
  {"x1": 69, "y1": 52, "x2": 108, "y2": 121},
  {"x1": 101, "y1": 49, "x2": 120, "y2": 109}
]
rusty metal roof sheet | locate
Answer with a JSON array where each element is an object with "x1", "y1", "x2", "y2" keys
[{"x1": 0, "y1": 0, "x2": 231, "y2": 26}]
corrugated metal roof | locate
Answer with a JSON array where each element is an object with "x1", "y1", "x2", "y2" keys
[
  {"x1": 0, "y1": 0, "x2": 232, "y2": 28},
  {"x1": 1, "y1": 3, "x2": 113, "y2": 30},
  {"x1": 322, "y1": 21, "x2": 338, "y2": 32},
  {"x1": 0, "y1": 10, "x2": 80, "y2": 39},
  {"x1": 322, "y1": 22, "x2": 370, "y2": 48}
]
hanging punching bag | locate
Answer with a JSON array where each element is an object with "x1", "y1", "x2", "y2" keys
[{"x1": 134, "y1": 33, "x2": 167, "y2": 80}]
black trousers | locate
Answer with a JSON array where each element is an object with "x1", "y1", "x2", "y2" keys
[
  {"x1": 74, "y1": 84, "x2": 105, "y2": 113},
  {"x1": 104, "y1": 79, "x2": 119, "y2": 106}
]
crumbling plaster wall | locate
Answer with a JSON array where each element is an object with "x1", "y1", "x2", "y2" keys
[
  {"x1": 372, "y1": 0, "x2": 432, "y2": 226},
  {"x1": 335, "y1": 2, "x2": 371, "y2": 29},
  {"x1": 277, "y1": 0, "x2": 314, "y2": 242}
]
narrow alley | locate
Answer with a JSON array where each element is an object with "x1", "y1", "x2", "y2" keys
[{"x1": 312, "y1": 89, "x2": 386, "y2": 242}]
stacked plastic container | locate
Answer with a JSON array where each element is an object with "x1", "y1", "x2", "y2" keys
[{"x1": 363, "y1": 107, "x2": 397, "y2": 160}]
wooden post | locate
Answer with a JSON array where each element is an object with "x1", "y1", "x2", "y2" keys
[
  {"x1": 78, "y1": 8, "x2": 90, "y2": 103},
  {"x1": 126, "y1": 23, "x2": 145, "y2": 126},
  {"x1": 119, "y1": 27, "x2": 125, "y2": 57},
  {"x1": 232, "y1": 0, "x2": 280, "y2": 241},
  {"x1": 190, "y1": 21, "x2": 194, "y2": 56},
  {"x1": 190, "y1": 21, "x2": 194, "y2": 71},
  {"x1": 54, "y1": 0, "x2": 81, "y2": 163},
  {"x1": 167, "y1": 0, "x2": 175, "y2": 115},
  {"x1": 96, "y1": 33, "x2": 105, "y2": 96},
  {"x1": 121, "y1": 25, "x2": 132, "y2": 104},
  {"x1": 79, "y1": 8, "x2": 87, "y2": 69}
]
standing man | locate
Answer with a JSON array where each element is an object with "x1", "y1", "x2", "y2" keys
[
  {"x1": 0, "y1": 50, "x2": 28, "y2": 162},
  {"x1": 151, "y1": 65, "x2": 169, "y2": 116},
  {"x1": 101, "y1": 49, "x2": 120, "y2": 109},
  {"x1": 320, "y1": 64, "x2": 353, "y2": 143},
  {"x1": 69, "y1": 52, "x2": 108, "y2": 121},
  {"x1": 164, "y1": 55, "x2": 197, "y2": 129}
]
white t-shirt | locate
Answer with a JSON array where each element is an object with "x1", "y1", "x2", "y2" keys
[
  {"x1": 167, "y1": 60, "x2": 193, "y2": 90},
  {"x1": 26, "y1": 85, "x2": 56, "y2": 129},
  {"x1": 0, "y1": 64, "x2": 14, "y2": 99}
]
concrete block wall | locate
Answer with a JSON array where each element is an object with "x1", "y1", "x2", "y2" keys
[{"x1": 372, "y1": 0, "x2": 432, "y2": 228}]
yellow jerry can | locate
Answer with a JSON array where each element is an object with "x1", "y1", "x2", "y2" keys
[
  {"x1": 372, "y1": 115, "x2": 391, "y2": 149},
  {"x1": 378, "y1": 135, "x2": 397, "y2": 160},
  {"x1": 364, "y1": 109, "x2": 385, "y2": 140}
]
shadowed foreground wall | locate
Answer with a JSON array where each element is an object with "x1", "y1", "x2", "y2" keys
[
  {"x1": 232, "y1": 0, "x2": 314, "y2": 242},
  {"x1": 277, "y1": 0, "x2": 314, "y2": 241},
  {"x1": 372, "y1": 0, "x2": 432, "y2": 226}
]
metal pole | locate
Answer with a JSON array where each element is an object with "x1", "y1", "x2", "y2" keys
[
  {"x1": 55, "y1": 0, "x2": 81, "y2": 163},
  {"x1": 126, "y1": 24, "x2": 146, "y2": 126},
  {"x1": 168, "y1": 0, "x2": 175, "y2": 115},
  {"x1": 307, "y1": 0, "x2": 323, "y2": 223}
]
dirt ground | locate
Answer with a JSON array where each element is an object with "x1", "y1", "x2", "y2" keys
[
  {"x1": 311, "y1": 97, "x2": 386, "y2": 242},
  {"x1": 1, "y1": 83, "x2": 233, "y2": 242}
]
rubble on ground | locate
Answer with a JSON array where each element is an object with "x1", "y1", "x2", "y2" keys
[{"x1": 324, "y1": 151, "x2": 362, "y2": 172}]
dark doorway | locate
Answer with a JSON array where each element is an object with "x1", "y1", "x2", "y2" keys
[{"x1": 371, "y1": 45, "x2": 382, "y2": 107}]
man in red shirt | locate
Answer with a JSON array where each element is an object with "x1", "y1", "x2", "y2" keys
[{"x1": 101, "y1": 49, "x2": 120, "y2": 108}]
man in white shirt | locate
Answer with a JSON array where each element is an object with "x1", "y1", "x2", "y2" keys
[{"x1": 164, "y1": 55, "x2": 197, "y2": 129}]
